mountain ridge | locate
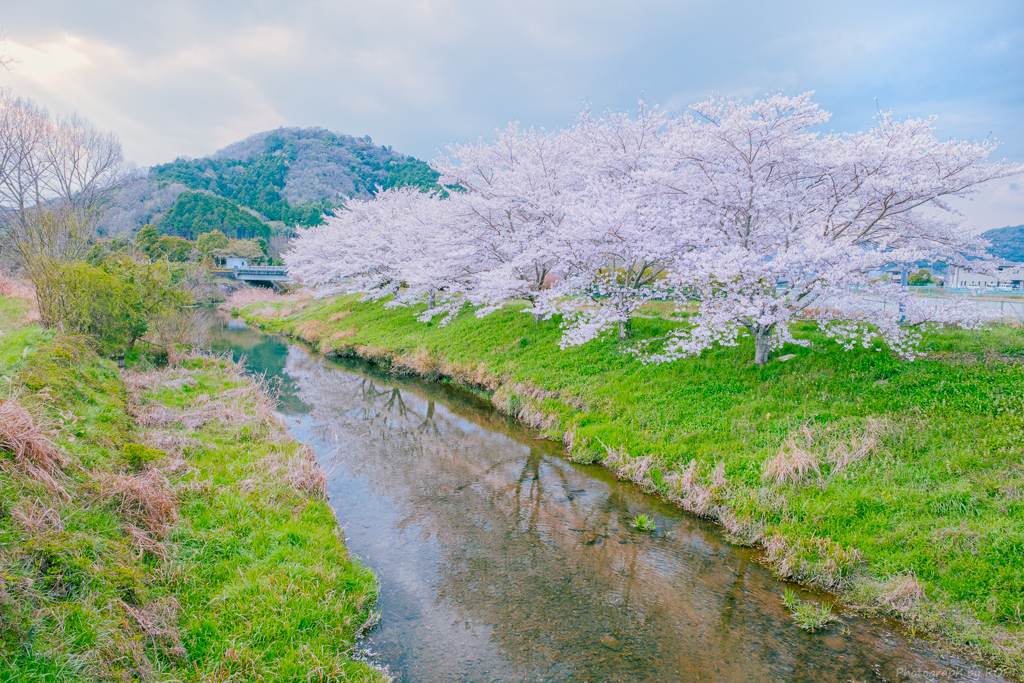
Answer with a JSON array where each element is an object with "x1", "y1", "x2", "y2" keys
[
  {"x1": 980, "y1": 224, "x2": 1024, "y2": 262},
  {"x1": 98, "y1": 127, "x2": 440, "y2": 240}
]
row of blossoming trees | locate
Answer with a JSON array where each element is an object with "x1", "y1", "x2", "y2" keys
[{"x1": 287, "y1": 93, "x2": 1020, "y2": 364}]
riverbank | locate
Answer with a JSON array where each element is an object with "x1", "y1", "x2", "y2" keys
[
  {"x1": 0, "y1": 291, "x2": 386, "y2": 681},
  {"x1": 231, "y1": 290, "x2": 1024, "y2": 677}
]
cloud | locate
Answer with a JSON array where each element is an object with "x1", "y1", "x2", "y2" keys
[{"x1": 1, "y1": 0, "x2": 1022, "y2": 228}]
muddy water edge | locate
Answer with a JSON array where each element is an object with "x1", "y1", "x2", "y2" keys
[{"x1": 208, "y1": 315, "x2": 1011, "y2": 683}]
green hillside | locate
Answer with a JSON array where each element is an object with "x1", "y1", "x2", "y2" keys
[
  {"x1": 160, "y1": 191, "x2": 271, "y2": 240},
  {"x1": 101, "y1": 127, "x2": 442, "y2": 237},
  {"x1": 981, "y1": 224, "x2": 1024, "y2": 262},
  {"x1": 149, "y1": 128, "x2": 441, "y2": 229}
]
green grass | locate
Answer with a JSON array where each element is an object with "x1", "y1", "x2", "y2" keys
[
  {"x1": 782, "y1": 588, "x2": 839, "y2": 632},
  {"x1": 631, "y1": 513, "x2": 657, "y2": 532},
  {"x1": 0, "y1": 294, "x2": 384, "y2": 681},
  {"x1": 238, "y1": 293, "x2": 1024, "y2": 673}
]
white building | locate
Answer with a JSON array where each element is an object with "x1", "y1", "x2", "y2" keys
[
  {"x1": 226, "y1": 257, "x2": 248, "y2": 269},
  {"x1": 946, "y1": 261, "x2": 1024, "y2": 289}
]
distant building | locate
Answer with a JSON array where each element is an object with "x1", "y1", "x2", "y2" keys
[
  {"x1": 946, "y1": 261, "x2": 1024, "y2": 289},
  {"x1": 226, "y1": 257, "x2": 248, "y2": 269},
  {"x1": 865, "y1": 266, "x2": 906, "y2": 282}
]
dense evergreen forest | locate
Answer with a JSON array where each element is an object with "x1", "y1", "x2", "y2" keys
[{"x1": 159, "y1": 192, "x2": 271, "y2": 240}]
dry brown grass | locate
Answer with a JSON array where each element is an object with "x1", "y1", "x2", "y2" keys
[
  {"x1": 762, "y1": 533, "x2": 862, "y2": 590},
  {"x1": 491, "y1": 382, "x2": 564, "y2": 433},
  {"x1": 120, "y1": 597, "x2": 186, "y2": 658},
  {"x1": 327, "y1": 310, "x2": 350, "y2": 323},
  {"x1": 122, "y1": 367, "x2": 197, "y2": 393},
  {"x1": 255, "y1": 445, "x2": 328, "y2": 499},
  {"x1": 0, "y1": 398, "x2": 69, "y2": 496},
  {"x1": 882, "y1": 572, "x2": 926, "y2": 617},
  {"x1": 134, "y1": 396, "x2": 251, "y2": 431},
  {"x1": 330, "y1": 328, "x2": 358, "y2": 341},
  {"x1": 393, "y1": 348, "x2": 442, "y2": 379},
  {"x1": 296, "y1": 319, "x2": 331, "y2": 343},
  {"x1": 762, "y1": 426, "x2": 822, "y2": 485},
  {"x1": 11, "y1": 502, "x2": 64, "y2": 534},
  {"x1": 762, "y1": 418, "x2": 887, "y2": 486},
  {"x1": 126, "y1": 360, "x2": 283, "y2": 448},
  {"x1": 96, "y1": 470, "x2": 178, "y2": 540},
  {"x1": 663, "y1": 458, "x2": 722, "y2": 518},
  {"x1": 0, "y1": 275, "x2": 40, "y2": 323},
  {"x1": 226, "y1": 286, "x2": 312, "y2": 307},
  {"x1": 601, "y1": 441, "x2": 653, "y2": 485},
  {"x1": 0, "y1": 275, "x2": 35, "y2": 303}
]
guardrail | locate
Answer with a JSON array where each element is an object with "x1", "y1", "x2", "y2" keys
[{"x1": 234, "y1": 266, "x2": 289, "y2": 275}]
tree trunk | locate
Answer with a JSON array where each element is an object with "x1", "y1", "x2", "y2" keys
[
  {"x1": 428, "y1": 290, "x2": 436, "y2": 309},
  {"x1": 753, "y1": 325, "x2": 775, "y2": 365},
  {"x1": 618, "y1": 317, "x2": 632, "y2": 341}
]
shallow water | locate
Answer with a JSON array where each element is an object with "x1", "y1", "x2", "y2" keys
[{"x1": 210, "y1": 316, "x2": 1011, "y2": 683}]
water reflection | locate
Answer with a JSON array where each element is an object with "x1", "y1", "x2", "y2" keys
[
  {"x1": 207, "y1": 316, "x2": 312, "y2": 415},
  {"x1": 213, "y1": 317, "x2": 1009, "y2": 683}
]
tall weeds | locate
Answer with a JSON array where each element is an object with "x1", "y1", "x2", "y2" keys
[{"x1": 0, "y1": 398, "x2": 69, "y2": 496}]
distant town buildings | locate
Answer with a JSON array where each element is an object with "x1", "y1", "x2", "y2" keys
[{"x1": 946, "y1": 261, "x2": 1024, "y2": 290}]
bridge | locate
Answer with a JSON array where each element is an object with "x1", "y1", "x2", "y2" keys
[{"x1": 232, "y1": 265, "x2": 291, "y2": 283}]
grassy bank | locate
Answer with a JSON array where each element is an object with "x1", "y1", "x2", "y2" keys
[
  {"x1": 233, "y1": 290, "x2": 1024, "y2": 677},
  {"x1": 0, "y1": 291, "x2": 385, "y2": 682}
]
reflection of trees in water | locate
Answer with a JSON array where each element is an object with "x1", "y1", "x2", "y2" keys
[
  {"x1": 282, "y1": 346, "x2": 994, "y2": 683},
  {"x1": 207, "y1": 320, "x2": 311, "y2": 414}
]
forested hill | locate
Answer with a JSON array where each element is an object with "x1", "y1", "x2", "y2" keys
[
  {"x1": 98, "y1": 127, "x2": 441, "y2": 240},
  {"x1": 981, "y1": 224, "x2": 1024, "y2": 262}
]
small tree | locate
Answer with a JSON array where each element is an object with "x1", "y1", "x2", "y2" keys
[
  {"x1": 136, "y1": 223, "x2": 159, "y2": 254},
  {"x1": 251, "y1": 236, "x2": 270, "y2": 263},
  {"x1": 149, "y1": 235, "x2": 194, "y2": 262},
  {"x1": 32, "y1": 255, "x2": 188, "y2": 353},
  {"x1": 908, "y1": 269, "x2": 932, "y2": 285},
  {"x1": 0, "y1": 90, "x2": 129, "y2": 269},
  {"x1": 196, "y1": 229, "x2": 229, "y2": 255}
]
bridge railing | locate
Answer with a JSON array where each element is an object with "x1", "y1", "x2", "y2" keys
[{"x1": 233, "y1": 266, "x2": 290, "y2": 277}]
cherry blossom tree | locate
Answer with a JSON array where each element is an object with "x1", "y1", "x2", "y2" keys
[
  {"x1": 287, "y1": 186, "x2": 480, "y2": 324},
  {"x1": 287, "y1": 91, "x2": 1019, "y2": 365},
  {"x1": 650, "y1": 92, "x2": 1020, "y2": 365},
  {"x1": 531, "y1": 103, "x2": 692, "y2": 345},
  {"x1": 432, "y1": 123, "x2": 583, "y2": 320}
]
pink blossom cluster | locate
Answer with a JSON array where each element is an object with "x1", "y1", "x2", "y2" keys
[{"x1": 286, "y1": 93, "x2": 1020, "y2": 364}]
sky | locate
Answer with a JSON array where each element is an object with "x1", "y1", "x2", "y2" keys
[{"x1": 2, "y1": 0, "x2": 1023, "y2": 231}]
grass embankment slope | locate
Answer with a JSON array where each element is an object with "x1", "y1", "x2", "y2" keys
[
  {"x1": 236, "y1": 291, "x2": 1024, "y2": 676},
  {"x1": 0, "y1": 290, "x2": 385, "y2": 682}
]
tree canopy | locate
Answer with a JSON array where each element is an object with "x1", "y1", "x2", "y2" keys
[
  {"x1": 288, "y1": 93, "x2": 1022, "y2": 365},
  {"x1": 160, "y1": 192, "x2": 270, "y2": 241}
]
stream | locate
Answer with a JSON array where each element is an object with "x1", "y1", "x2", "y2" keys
[{"x1": 209, "y1": 315, "x2": 1009, "y2": 683}]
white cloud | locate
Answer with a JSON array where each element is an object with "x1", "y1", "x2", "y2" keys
[{"x1": 0, "y1": 0, "x2": 1020, "y2": 230}]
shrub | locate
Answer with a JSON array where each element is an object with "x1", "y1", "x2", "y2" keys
[{"x1": 29, "y1": 255, "x2": 189, "y2": 353}]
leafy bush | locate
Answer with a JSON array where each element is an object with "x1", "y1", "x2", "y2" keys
[
  {"x1": 908, "y1": 269, "x2": 932, "y2": 285},
  {"x1": 30, "y1": 255, "x2": 189, "y2": 353},
  {"x1": 149, "y1": 235, "x2": 194, "y2": 262}
]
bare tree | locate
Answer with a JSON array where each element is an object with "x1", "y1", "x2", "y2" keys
[
  {"x1": 0, "y1": 30, "x2": 14, "y2": 71},
  {"x1": 0, "y1": 88, "x2": 129, "y2": 270}
]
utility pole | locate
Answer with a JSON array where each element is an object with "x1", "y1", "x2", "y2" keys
[{"x1": 899, "y1": 267, "x2": 908, "y2": 323}]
